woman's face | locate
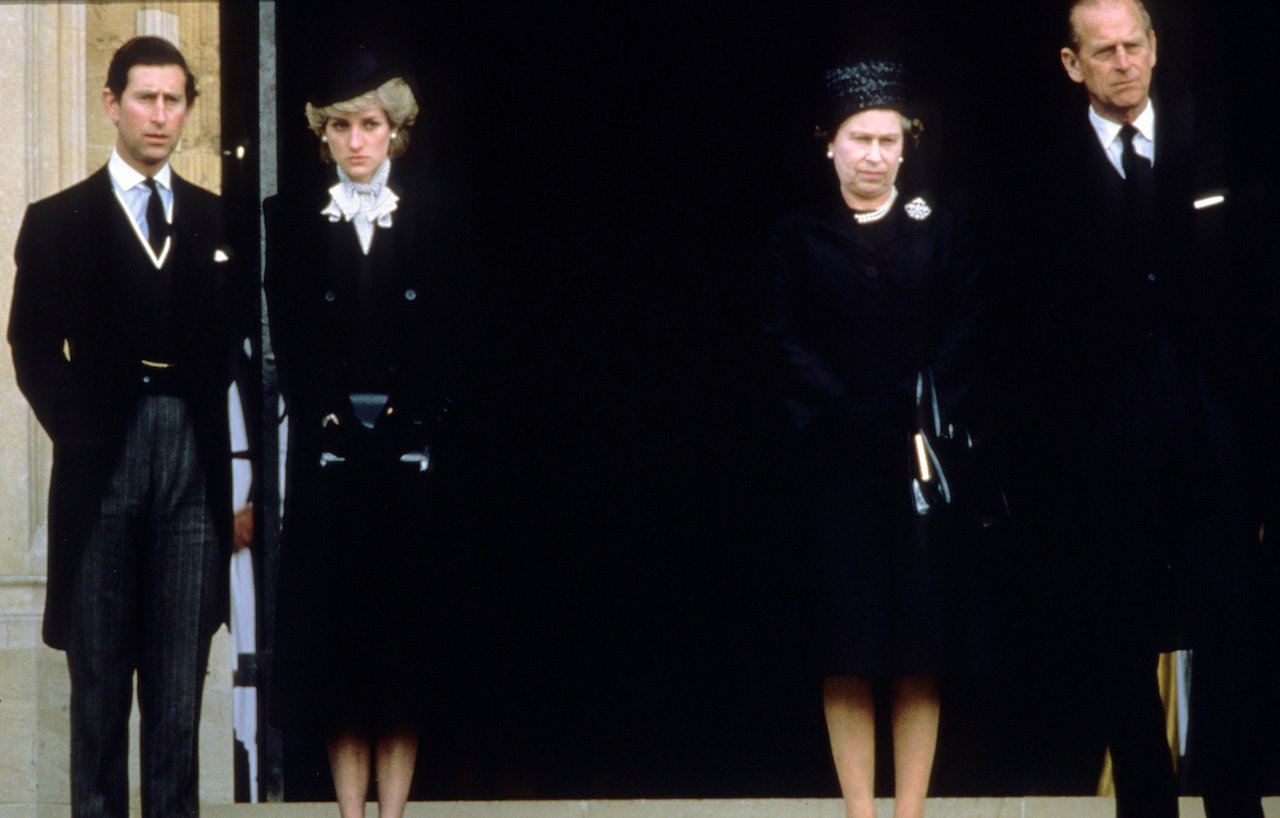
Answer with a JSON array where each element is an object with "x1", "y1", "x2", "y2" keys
[
  {"x1": 324, "y1": 105, "x2": 392, "y2": 183},
  {"x1": 828, "y1": 108, "x2": 904, "y2": 210}
]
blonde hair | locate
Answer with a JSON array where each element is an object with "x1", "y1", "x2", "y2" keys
[{"x1": 305, "y1": 76, "x2": 420, "y2": 162}]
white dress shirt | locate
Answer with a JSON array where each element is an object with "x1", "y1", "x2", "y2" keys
[{"x1": 107, "y1": 149, "x2": 173, "y2": 267}]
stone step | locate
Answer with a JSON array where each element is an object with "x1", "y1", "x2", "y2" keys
[{"x1": 189, "y1": 797, "x2": 1279, "y2": 818}]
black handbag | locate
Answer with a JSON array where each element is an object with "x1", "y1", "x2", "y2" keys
[{"x1": 911, "y1": 368, "x2": 1009, "y2": 526}]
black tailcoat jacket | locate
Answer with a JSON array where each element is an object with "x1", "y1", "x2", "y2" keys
[{"x1": 7, "y1": 166, "x2": 238, "y2": 649}]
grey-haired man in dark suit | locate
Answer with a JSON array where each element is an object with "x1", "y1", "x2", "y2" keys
[{"x1": 1010, "y1": 1, "x2": 1265, "y2": 816}]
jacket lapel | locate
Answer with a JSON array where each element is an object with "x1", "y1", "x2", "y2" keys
[
  {"x1": 82, "y1": 167, "x2": 154, "y2": 355},
  {"x1": 168, "y1": 174, "x2": 213, "y2": 352}
]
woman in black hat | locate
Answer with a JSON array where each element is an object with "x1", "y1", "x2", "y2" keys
[
  {"x1": 766, "y1": 60, "x2": 983, "y2": 818},
  {"x1": 265, "y1": 46, "x2": 456, "y2": 818}
]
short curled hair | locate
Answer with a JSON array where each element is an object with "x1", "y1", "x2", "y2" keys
[
  {"x1": 305, "y1": 77, "x2": 419, "y2": 162},
  {"x1": 815, "y1": 113, "x2": 924, "y2": 151}
]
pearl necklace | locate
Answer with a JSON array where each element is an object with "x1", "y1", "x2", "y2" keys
[{"x1": 852, "y1": 186, "x2": 898, "y2": 225}]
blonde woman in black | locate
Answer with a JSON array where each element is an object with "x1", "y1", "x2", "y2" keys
[{"x1": 266, "y1": 46, "x2": 454, "y2": 818}]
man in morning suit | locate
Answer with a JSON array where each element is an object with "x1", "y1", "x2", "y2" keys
[
  {"x1": 1014, "y1": 1, "x2": 1265, "y2": 815},
  {"x1": 7, "y1": 37, "x2": 240, "y2": 817}
]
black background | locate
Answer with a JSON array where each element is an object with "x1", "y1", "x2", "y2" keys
[{"x1": 235, "y1": 0, "x2": 1280, "y2": 800}]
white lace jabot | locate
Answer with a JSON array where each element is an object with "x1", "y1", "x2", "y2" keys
[{"x1": 320, "y1": 159, "x2": 398, "y2": 255}]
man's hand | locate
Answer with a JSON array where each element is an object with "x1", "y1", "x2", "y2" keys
[{"x1": 233, "y1": 502, "x2": 254, "y2": 551}]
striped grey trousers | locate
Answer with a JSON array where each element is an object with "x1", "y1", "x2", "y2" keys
[{"x1": 65, "y1": 395, "x2": 221, "y2": 818}]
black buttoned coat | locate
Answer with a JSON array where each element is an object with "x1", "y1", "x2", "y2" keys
[
  {"x1": 767, "y1": 193, "x2": 982, "y2": 442},
  {"x1": 7, "y1": 166, "x2": 238, "y2": 649},
  {"x1": 264, "y1": 173, "x2": 454, "y2": 462},
  {"x1": 264, "y1": 168, "x2": 459, "y2": 729},
  {"x1": 766, "y1": 192, "x2": 984, "y2": 675}
]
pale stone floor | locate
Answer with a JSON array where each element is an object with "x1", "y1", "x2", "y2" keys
[
  {"x1": 199, "y1": 799, "x2": 1274, "y2": 818},
  {"x1": 91, "y1": 796, "x2": 1280, "y2": 818}
]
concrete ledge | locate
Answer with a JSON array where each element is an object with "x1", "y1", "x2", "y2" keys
[
  {"x1": 6, "y1": 798, "x2": 1275, "y2": 817},
  {"x1": 191, "y1": 797, "x2": 1280, "y2": 818}
]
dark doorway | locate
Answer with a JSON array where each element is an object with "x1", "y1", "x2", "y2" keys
[{"x1": 235, "y1": 0, "x2": 1280, "y2": 801}]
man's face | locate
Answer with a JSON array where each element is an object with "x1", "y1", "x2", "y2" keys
[
  {"x1": 1060, "y1": 0, "x2": 1157, "y2": 124},
  {"x1": 103, "y1": 64, "x2": 190, "y2": 175}
]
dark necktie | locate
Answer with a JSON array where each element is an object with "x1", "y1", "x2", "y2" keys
[
  {"x1": 1119, "y1": 123, "x2": 1153, "y2": 186},
  {"x1": 1118, "y1": 123, "x2": 1155, "y2": 269},
  {"x1": 144, "y1": 177, "x2": 168, "y2": 255}
]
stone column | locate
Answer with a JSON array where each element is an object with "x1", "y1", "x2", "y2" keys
[{"x1": 0, "y1": 7, "x2": 86, "y2": 816}]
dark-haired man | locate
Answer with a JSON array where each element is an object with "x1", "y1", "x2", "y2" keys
[
  {"x1": 8, "y1": 37, "x2": 240, "y2": 817},
  {"x1": 1011, "y1": 1, "x2": 1265, "y2": 816}
]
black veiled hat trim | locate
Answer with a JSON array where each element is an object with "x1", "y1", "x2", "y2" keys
[
  {"x1": 308, "y1": 45, "x2": 401, "y2": 109},
  {"x1": 820, "y1": 60, "x2": 911, "y2": 131}
]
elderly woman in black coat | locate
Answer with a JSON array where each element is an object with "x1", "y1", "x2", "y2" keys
[
  {"x1": 265, "y1": 47, "x2": 455, "y2": 818},
  {"x1": 766, "y1": 61, "x2": 982, "y2": 818}
]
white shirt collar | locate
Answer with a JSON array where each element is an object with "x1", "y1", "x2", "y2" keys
[
  {"x1": 107, "y1": 148, "x2": 173, "y2": 191},
  {"x1": 1087, "y1": 100, "x2": 1155, "y2": 175},
  {"x1": 1088, "y1": 100, "x2": 1155, "y2": 148}
]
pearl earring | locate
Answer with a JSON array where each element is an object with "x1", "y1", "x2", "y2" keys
[
  {"x1": 391, "y1": 131, "x2": 398, "y2": 139},
  {"x1": 898, "y1": 156, "x2": 904, "y2": 163},
  {"x1": 321, "y1": 135, "x2": 328, "y2": 143},
  {"x1": 826, "y1": 148, "x2": 834, "y2": 159}
]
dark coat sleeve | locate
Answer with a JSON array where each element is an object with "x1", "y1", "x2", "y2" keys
[
  {"x1": 263, "y1": 195, "x2": 310, "y2": 412},
  {"x1": 8, "y1": 198, "x2": 94, "y2": 443},
  {"x1": 766, "y1": 214, "x2": 854, "y2": 431},
  {"x1": 926, "y1": 210, "x2": 984, "y2": 425}
]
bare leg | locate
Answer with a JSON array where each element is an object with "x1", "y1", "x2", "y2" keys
[
  {"x1": 327, "y1": 730, "x2": 371, "y2": 818},
  {"x1": 890, "y1": 676, "x2": 939, "y2": 818},
  {"x1": 374, "y1": 729, "x2": 418, "y2": 818},
  {"x1": 824, "y1": 676, "x2": 877, "y2": 818}
]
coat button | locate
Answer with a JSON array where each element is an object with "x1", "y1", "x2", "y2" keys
[
  {"x1": 388, "y1": 362, "x2": 399, "y2": 373},
  {"x1": 324, "y1": 290, "x2": 336, "y2": 302},
  {"x1": 864, "y1": 266, "x2": 879, "y2": 279},
  {"x1": 142, "y1": 374, "x2": 152, "y2": 384},
  {"x1": 1146, "y1": 273, "x2": 1156, "y2": 282},
  {"x1": 404, "y1": 288, "x2": 417, "y2": 301}
]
